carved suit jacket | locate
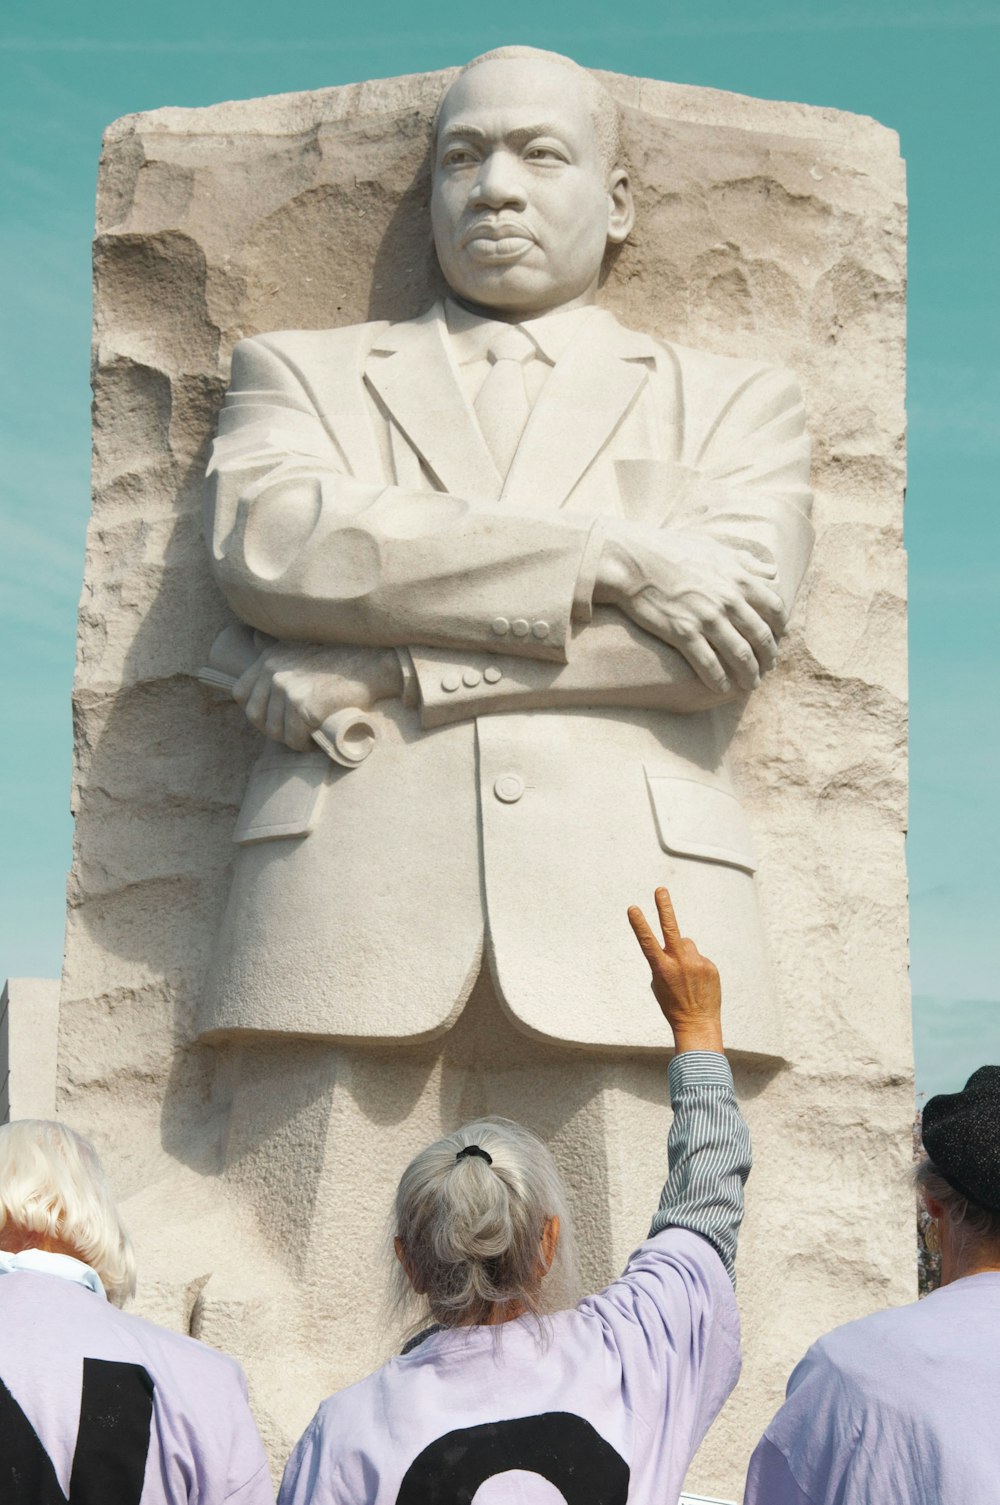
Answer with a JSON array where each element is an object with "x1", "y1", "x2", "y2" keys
[{"x1": 202, "y1": 301, "x2": 813, "y2": 1056}]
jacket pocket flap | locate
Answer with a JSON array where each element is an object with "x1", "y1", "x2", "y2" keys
[
  {"x1": 645, "y1": 772, "x2": 758, "y2": 874},
  {"x1": 234, "y1": 750, "x2": 329, "y2": 844}
]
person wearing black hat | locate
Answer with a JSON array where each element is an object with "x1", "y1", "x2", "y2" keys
[{"x1": 743, "y1": 1065, "x2": 1000, "y2": 1505}]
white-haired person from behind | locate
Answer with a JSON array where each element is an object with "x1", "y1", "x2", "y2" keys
[
  {"x1": 0, "y1": 1118, "x2": 275, "y2": 1505},
  {"x1": 279, "y1": 887, "x2": 753, "y2": 1505}
]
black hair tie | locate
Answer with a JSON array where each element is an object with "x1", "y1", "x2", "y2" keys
[{"x1": 456, "y1": 1144, "x2": 492, "y2": 1166}]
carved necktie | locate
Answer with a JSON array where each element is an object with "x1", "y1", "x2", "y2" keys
[{"x1": 474, "y1": 326, "x2": 535, "y2": 480}]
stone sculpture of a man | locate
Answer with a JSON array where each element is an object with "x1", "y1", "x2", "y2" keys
[{"x1": 201, "y1": 46, "x2": 814, "y2": 1055}]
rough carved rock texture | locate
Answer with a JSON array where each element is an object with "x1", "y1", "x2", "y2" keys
[
  {"x1": 61, "y1": 67, "x2": 909, "y2": 1497},
  {"x1": 1, "y1": 979, "x2": 61, "y2": 1121}
]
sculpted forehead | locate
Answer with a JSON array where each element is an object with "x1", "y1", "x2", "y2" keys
[{"x1": 437, "y1": 58, "x2": 599, "y2": 154}]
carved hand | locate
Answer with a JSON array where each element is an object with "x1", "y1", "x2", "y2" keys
[
  {"x1": 627, "y1": 887, "x2": 724, "y2": 1054},
  {"x1": 594, "y1": 526, "x2": 786, "y2": 693},
  {"x1": 233, "y1": 643, "x2": 403, "y2": 752}
]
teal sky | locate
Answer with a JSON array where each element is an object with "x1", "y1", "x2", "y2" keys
[{"x1": 2, "y1": 0, "x2": 998, "y2": 1095}]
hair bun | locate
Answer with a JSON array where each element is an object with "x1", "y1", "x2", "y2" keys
[{"x1": 455, "y1": 1145, "x2": 492, "y2": 1166}]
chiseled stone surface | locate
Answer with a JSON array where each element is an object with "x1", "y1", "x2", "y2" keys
[
  {"x1": 60, "y1": 66, "x2": 909, "y2": 1497},
  {"x1": 1, "y1": 978, "x2": 61, "y2": 1122}
]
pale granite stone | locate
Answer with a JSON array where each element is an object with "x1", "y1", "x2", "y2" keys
[
  {"x1": 59, "y1": 62, "x2": 909, "y2": 1499},
  {"x1": 1, "y1": 978, "x2": 60, "y2": 1122}
]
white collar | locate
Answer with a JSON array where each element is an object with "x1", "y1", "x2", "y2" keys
[
  {"x1": 445, "y1": 298, "x2": 598, "y2": 367},
  {"x1": 0, "y1": 1248, "x2": 107, "y2": 1299}
]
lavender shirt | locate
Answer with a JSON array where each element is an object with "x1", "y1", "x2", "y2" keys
[
  {"x1": 744, "y1": 1272, "x2": 1000, "y2": 1504},
  {"x1": 280, "y1": 1054, "x2": 749, "y2": 1505},
  {"x1": 0, "y1": 1262, "x2": 274, "y2": 1504}
]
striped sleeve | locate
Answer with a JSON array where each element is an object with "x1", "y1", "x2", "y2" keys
[{"x1": 648, "y1": 1051, "x2": 751, "y2": 1285}]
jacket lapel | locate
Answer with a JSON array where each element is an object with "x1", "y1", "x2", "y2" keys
[
  {"x1": 364, "y1": 303, "x2": 502, "y2": 502},
  {"x1": 502, "y1": 311, "x2": 658, "y2": 511}
]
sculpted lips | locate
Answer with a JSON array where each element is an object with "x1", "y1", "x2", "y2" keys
[{"x1": 461, "y1": 221, "x2": 537, "y2": 261}]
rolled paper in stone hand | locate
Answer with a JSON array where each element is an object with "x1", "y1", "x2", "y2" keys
[
  {"x1": 197, "y1": 624, "x2": 377, "y2": 770},
  {"x1": 308, "y1": 707, "x2": 376, "y2": 767}
]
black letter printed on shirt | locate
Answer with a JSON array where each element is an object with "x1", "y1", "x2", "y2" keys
[
  {"x1": 0, "y1": 1359, "x2": 154, "y2": 1505},
  {"x1": 396, "y1": 1412, "x2": 630, "y2": 1505}
]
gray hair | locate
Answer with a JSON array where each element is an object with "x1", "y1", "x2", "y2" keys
[
  {"x1": 915, "y1": 1154, "x2": 1000, "y2": 1261},
  {"x1": 391, "y1": 1116, "x2": 579, "y2": 1331},
  {"x1": 0, "y1": 1120, "x2": 137, "y2": 1306},
  {"x1": 434, "y1": 46, "x2": 626, "y2": 174}
]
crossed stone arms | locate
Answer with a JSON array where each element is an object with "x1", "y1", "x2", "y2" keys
[{"x1": 204, "y1": 334, "x2": 814, "y2": 749}]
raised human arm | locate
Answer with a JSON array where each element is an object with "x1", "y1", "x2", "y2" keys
[{"x1": 628, "y1": 888, "x2": 751, "y2": 1284}]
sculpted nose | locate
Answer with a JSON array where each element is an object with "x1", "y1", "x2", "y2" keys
[{"x1": 471, "y1": 152, "x2": 527, "y2": 210}]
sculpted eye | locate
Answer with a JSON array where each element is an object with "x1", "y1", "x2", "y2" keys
[
  {"x1": 525, "y1": 145, "x2": 566, "y2": 163},
  {"x1": 442, "y1": 147, "x2": 477, "y2": 167}
]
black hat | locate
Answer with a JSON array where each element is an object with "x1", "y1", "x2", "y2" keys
[{"x1": 922, "y1": 1065, "x2": 1000, "y2": 1213}]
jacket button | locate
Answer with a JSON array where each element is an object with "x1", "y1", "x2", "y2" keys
[
  {"x1": 463, "y1": 669, "x2": 482, "y2": 688},
  {"x1": 511, "y1": 618, "x2": 530, "y2": 637},
  {"x1": 484, "y1": 665, "x2": 502, "y2": 684},
  {"x1": 441, "y1": 673, "x2": 460, "y2": 692},
  {"x1": 494, "y1": 774, "x2": 525, "y2": 803},
  {"x1": 532, "y1": 620, "x2": 550, "y2": 639},
  {"x1": 492, "y1": 617, "x2": 510, "y2": 636}
]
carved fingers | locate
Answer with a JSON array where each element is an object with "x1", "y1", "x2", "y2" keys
[
  {"x1": 234, "y1": 656, "x2": 317, "y2": 751},
  {"x1": 738, "y1": 570, "x2": 788, "y2": 638},
  {"x1": 596, "y1": 528, "x2": 789, "y2": 694},
  {"x1": 628, "y1": 589, "x2": 770, "y2": 693},
  {"x1": 232, "y1": 643, "x2": 403, "y2": 751}
]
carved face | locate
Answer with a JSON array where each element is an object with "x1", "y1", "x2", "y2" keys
[{"x1": 431, "y1": 58, "x2": 633, "y2": 318}]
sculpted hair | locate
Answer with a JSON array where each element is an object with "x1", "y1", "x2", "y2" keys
[
  {"x1": 0, "y1": 1120, "x2": 137, "y2": 1306},
  {"x1": 435, "y1": 46, "x2": 626, "y2": 173},
  {"x1": 915, "y1": 1155, "x2": 1000, "y2": 1258},
  {"x1": 391, "y1": 1117, "x2": 579, "y2": 1331}
]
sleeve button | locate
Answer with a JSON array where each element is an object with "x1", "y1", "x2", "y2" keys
[
  {"x1": 483, "y1": 665, "x2": 502, "y2": 684},
  {"x1": 492, "y1": 617, "x2": 510, "y2": 636},
  {"x1": 531, "y1": 620, "x2": 550, "y2": 639},
  {"x1": 511, "y1": 618, "x2": 530, "y2": 637},
  {"x1": 441, "y1": 673, "x2": 461, "y2": 692},
  {"x1": 462, "y1": 669, "x2": 482, "y2": 688}
]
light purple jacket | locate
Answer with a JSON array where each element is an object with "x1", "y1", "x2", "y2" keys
[
  {"x1": 280, "y1": 1228, "x2": 740, "y2": 1505},
  {"x1": 0, "y1": 1265, "x2": 274, "y2": 1504},
  {"x1": 744, "y1": 1271, "x2": 1000, "y2": 1504}
]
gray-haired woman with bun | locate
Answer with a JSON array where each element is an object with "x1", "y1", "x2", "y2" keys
[
  {"x1": 279, "y1": 888, "x2": 752, "y2": 1505},
  {"x1": 744, "y1": 1065, "x2": 1000, "y2": 1504}
]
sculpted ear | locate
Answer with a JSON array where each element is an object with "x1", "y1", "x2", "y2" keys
[{"x1": 607, "y1": 168, "x2": 635, "y2": 244}]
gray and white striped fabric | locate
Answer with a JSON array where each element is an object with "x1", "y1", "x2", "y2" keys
[{"x1": 649, "y1": 1051, "x2": 752, "y2": 1286}]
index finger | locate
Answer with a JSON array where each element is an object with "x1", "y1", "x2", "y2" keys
[
  {"x1": 627, "y1": 904, "x2": 663, "y2": 966},
  {"x1": 232, "y1": 663, "x2": 261, "y2": 708},
  {"x1": 654, "y1": 887, "x2": 683, "y2": 950}
]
